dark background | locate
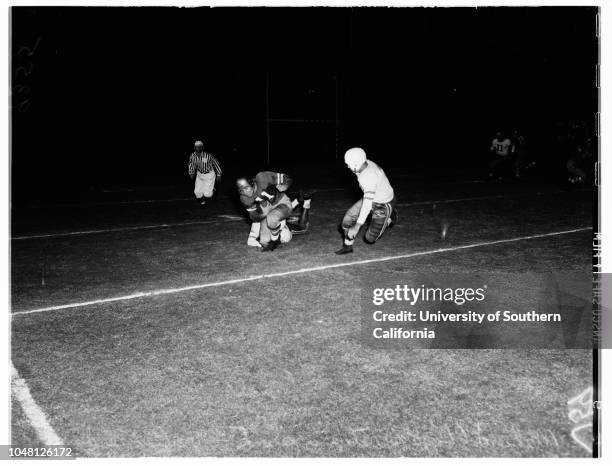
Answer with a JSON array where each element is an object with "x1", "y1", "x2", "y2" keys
[{"x1": 10, "y1": 6, "x2": 598, "y2": 203}]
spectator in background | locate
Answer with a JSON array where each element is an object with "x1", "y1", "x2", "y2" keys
[
  {"x1": 567, "y1": 137, "x2": 594, "y2": 185},
  {"x1": 512, "y1": 129, "x2": 535, "y2": 178},
  {"x1": 489, "y1": 130, "x2": 513, "y2": 180},
  {"x1": 188, "y1": 140, "x2": 222, "y2": 206}
]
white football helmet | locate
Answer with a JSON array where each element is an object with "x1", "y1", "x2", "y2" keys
[{"x1": 344, "y1": 147, "x2": 367, "y2": 172}]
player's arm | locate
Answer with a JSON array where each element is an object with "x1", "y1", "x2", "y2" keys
[
  {"x1": 357, "y1": 193, "x2": 374, "y2": 225},
  {"x1": 260, "y1": 184, "x2": 281, "y2": 203},
  {"x1": 357, "y1": 172, "x2": 377, "y2": 226},
  {"x1": 241, "y1": 194, "x2": 266, "y2": 222},
  {"x1": 275, "y1": 172, "x2": 292, "y2": 192},
  {"x1": 188, "y1": 154, "x2": 196, "y2": 178},
  {"x1": 244, "y1": 200, "x2": 263, "y2": 222},
  {"x1": 247, "y1": 222, "x2": 262, "y2": 247},
  {"x1": 347, "y1": 175, "x2": 376, "y2": 239},
  {"x1": 251, "y1": 171, "x2": 277, "y2": 203},
  {"x1": 346, "y1": 193, "x2": 374, "y2": 240},
  {"x1": 246, "y1": 204, "x2": 266, "y2": 222},
  {"x1": 210, "y1": 154, "x2": 222, "y2": 179},
  {"x1": 253, "y1": 171, "x2": 291, "y2": 192}
]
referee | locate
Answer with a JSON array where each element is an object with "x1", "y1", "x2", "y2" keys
[{"x1": 188, "y1": 140, "x2": 222, "y2": 206}]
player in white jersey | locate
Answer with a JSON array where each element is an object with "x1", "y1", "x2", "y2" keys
[
  {"x1": 335, "y1": 147, "x2": 397, "y2": 255},
  {"x1": 491, "y1": 131, "x2": 513, "y2": 157},
  {"x1": 488, "y1": 131, "x2": 514, "y2": 179}
]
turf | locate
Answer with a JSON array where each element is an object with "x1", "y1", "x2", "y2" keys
[{"x1": 10, "y1": 181, "x2": 595, "y2": 456}]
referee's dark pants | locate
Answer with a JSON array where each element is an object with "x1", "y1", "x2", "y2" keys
[{"x1": 342, "y1": 197, "x2": 396, "y2": 244}]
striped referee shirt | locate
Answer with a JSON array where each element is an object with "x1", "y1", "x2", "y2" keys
[{"x1": 188, "y1": 151, "x2": 222, "y2": 177}]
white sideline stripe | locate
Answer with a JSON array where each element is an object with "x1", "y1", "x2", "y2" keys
[
  {"x1": 11, "y1": 218, "x2": 242, "y2": 240},
  {"x1": 28, "y1": 197, "x2": 195, "y2": 209},
  {"x1": 394, "y1": 188, "x2": 590, "y2": 208},
  {"x1": 11, "y1": 361, "x2": 63, "y2": 445},
  {"x1": 329, "y1": 194, "x2": 511, "y2": 212},
  {"x1": 23, "y1": 187, "x2": 348, "y2": 209},
  {"x1": 216, "y1": 214, "x2": 245, "y2": 220},
  {"x1": 11, "y1": 227, "x2": 591, "y2": 317},
  {"x1": 396, "y1": 193, "x2": 511, "y2": 207}
]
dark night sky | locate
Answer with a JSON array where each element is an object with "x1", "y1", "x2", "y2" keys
[{"x1": 11, "y1": 6, "x2": 598, "y2": 199}]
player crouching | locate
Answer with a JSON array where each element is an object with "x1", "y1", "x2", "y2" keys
[
  {"x1": 236, "y1": 171, "x2": 311, "y2": 251},
  {"x1": 336, "y1": 147, "x2": 397, "y2": 255}
]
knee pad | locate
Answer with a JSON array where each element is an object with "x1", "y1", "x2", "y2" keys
[{"x1": 341, "y1": 220, "x2": 353, "y2": 231}]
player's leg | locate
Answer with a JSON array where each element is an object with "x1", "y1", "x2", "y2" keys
[
  {"x1": 259, "y1": 220, "x2": 272, "y2": 248},
  {"x1": 365, "y1": 199, "x2": 396, "y2": 244},
  {"x1": 247, "y1": 222, "x2": 262, "y2": 247},
  {"x1": 336, "y1": 199, "x2": 363, "y2": 254},
  {"x1": 289, "y1": 192, "x2": 312, "y2": 234},
  {"x1": 502, "y1": 157, "x2": 513, "y2": 179},
  {"x1": 297, "y1": 192, "x2": 311, "y2": 229},
  {"x1": 279, "y1": 220, "x2": 293, "y2": 243},
  {"x1": 201, "y1": 171, "x2": 216, "y2": 204},
  {"x1": 194, "y1": 173, "x2": 206, "y2": 203},
  {"x1": 262, "y1": 203, "x2": 292, "y2": 251},
  {"x1": 567, "y1": 159, "x2": 586, "y2": 184},
  {"x1": 515, "y1": 151, "x2": 526, "y2": 178},
  {"x1": 489, "y1": 156, "x2": 503, "y2": 179}
]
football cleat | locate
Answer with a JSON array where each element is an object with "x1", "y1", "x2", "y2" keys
[
  {"x1": 388, "y1": 209, "x2": 398, "y2": 228},
  {"x1": 289, "y1": 224, "x2": 309, "y2": 235},
  {"x1": 335, "y1": 244, "x2": 354, "y2": 255}
]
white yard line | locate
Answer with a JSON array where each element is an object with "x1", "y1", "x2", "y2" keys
[
  {"x1": 11, "y1": 218, "x2": 242, "y2": 241},
  {"x1": 10, "y1": 361, "x2": 63, "y2": 445},
  {"x1": 11, "y1": 227, "x2": 591, "y2": 317},
  {"x1": 25, "y1": 197, "x2": 194, "y2": 209},
  {"x1": 396, "y1": 188, "x2": 590, "y2": 208},
  {"x1": 77, "y1": 197, "x2": 193, "y2": 206},
  {"x1": 396, "y1": 193, "x2": 511, "y2": 207},
  {"x1": 21, "y1": 186, "x2": 352, "y2": 210}
]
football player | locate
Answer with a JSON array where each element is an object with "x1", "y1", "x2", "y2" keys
[
  {"x1": 236, "y1": 171, "x2": 311, "y2": 251},
  {"x1": 566, "y1": 142, "x2": 593, "y2": 185},
  {"x1": 488, "y1": 130, "x2": 514, "y2": 180},
  {"x1": 336, "y1": 148, "x2": 397, "y2": 255}
]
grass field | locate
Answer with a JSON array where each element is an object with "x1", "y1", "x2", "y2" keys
[{"x1": 10, "y1": 179, "x2": 595, "y2": 457}]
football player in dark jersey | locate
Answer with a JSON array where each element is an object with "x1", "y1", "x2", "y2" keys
[{"x1": 236, "y1": 171, "x2": 311, "y2": 251}]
